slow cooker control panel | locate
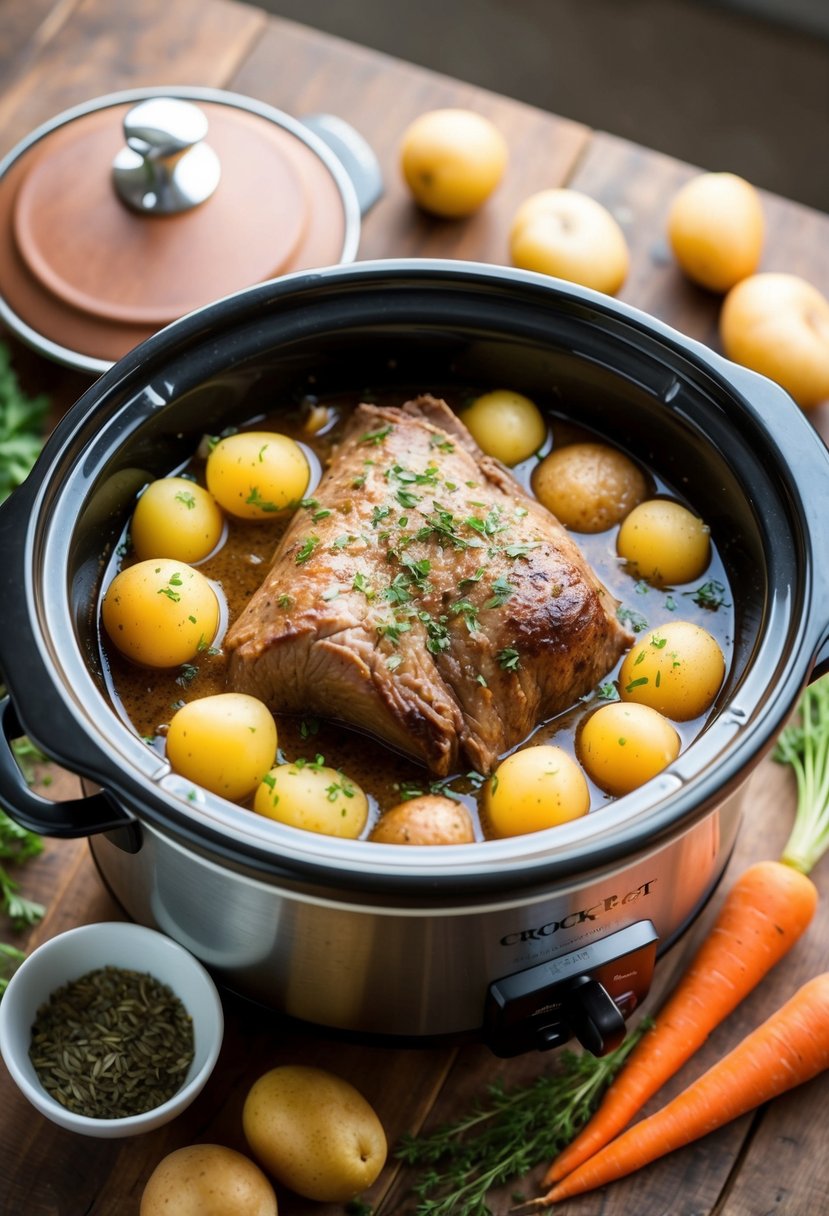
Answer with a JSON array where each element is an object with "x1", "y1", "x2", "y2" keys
[{"x1": 484, "y1": 920, "x2": 659, "y2": 1057}]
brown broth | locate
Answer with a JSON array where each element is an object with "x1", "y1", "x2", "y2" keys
[{"x1": 100, "y1": 390, "x2": 735, "y2": 841}]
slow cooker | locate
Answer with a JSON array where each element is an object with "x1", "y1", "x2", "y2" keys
[{"x1": 0, "y1": 261, "x2": 827, "y2": 1057}]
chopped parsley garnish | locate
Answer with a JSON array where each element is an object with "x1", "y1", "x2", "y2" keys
[
  {"x1": 352, "y1": 571, "x2": 375, "y2": 598},
  {"x1": 359, "y1": 424, "x2": 393, "y2": 446},
  {"x1": 459, "y1": 567, "x2": 487, "y2": 589},
  {"x1": 485, "y1": 577, "x2": 513, "y2": 609},
  {"x1": 396, "y1": 488, "x2": 421, "y2": 509},
  {"x1": 399, "y1": 554, "x2": 431, "y2": 589},
  {"x1": 503, "y1": 541, "x2": 541, "y2": 559},
  {"x1": 450, "y1": 599, "x2": 480, "y2": 633},
  {"x1": 377, "y1": 617, "x2": 412, "y2": 645},
  {"x1": 684, "y1": 579, "x2": 730, "y2": 610},
  {"x1": 371, "y1": 504, "x2": 392, "y2": 527},
  {"x1": 617, "y1": 606, "x2": 649, "y2": 633},
  {"x1": 420, "y1": 611, "x2": 451, "y2": 655},
  {"x1": 497, "y1": 647, "x2": 521, "y2": 671},
  {"x1": 295, "y1": 535, "x2": 320, "y2": 564},
  {"x1": 466, "y1": 507, "x2": 507, "y2": 538},
  {"x1": 246, "y1": 486, "x2": 280, "y2": 512}
]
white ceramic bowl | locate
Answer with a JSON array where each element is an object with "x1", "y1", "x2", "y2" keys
[{"x1": 0, "y1": 921, "x2": 224, "y2": 1137}]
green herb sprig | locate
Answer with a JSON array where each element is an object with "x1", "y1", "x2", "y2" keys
[
  {"x1": 774, "y1": 673, "x2": 829, "y2": 874},
  {"x1": 396, "y1": 1022, "x2": 649, "y2": 1216},
  {"x1": 0, "y1": 342, "x2": 49, "y2": 503}
]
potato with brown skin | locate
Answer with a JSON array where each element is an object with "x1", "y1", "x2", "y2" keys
[
  {"x1": 140, "y1": 1144, "x2": 277, "y2": 1216},
  {"x1": 243, "y1": 1066, "x2": 387, "y2": 1203},
  {"x1": 369, "y1": 795, "x2": 476, "y2": 844},
  {"x1": 533, "y1": 442, "x2": 647, "y2": 533}
]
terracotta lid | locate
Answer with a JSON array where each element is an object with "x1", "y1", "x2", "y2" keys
[{"x1": 0, "y1": 88, "x2": 374, "y2": 374}]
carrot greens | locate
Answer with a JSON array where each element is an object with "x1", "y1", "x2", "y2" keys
[
  {"x1": 396, "y1": 1021, "x2": 650, "y2": 1216},
  {"x1": 773, "y1": 673, "x2": 829, "y2": 874}
]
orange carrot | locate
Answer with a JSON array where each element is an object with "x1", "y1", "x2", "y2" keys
[
  {"x1": 538, "y1": 972, "x2": 829, "y2": 1205},
  {"x1": 544, "y1": 859, "x2": 817, "y2": 1185}
]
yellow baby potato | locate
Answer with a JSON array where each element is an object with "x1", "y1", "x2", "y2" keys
[
  {"x1": 369, "y1": 795, "x2": 475, "y2": 845},
  {"x1": 483, "y1": 745, "x2": 590, "y2": 838},
  {"x1": 101, "y1": 558, "x2": 220, "y2": 668},
  {"x1": 254, "y1": 762, "x2": 368, "y2": 838},
  {"x1": 399, "y1": 108, "x2": 508, "y2": 218},
  {"x1": 619, "y1": 621, "x2": 725, "y2": 721},
  {"x1": 462, "y1": 389, "x2": 547, "y2": 465},
  {"x1": 617, "y1": 499, "x2": 710, "y2": 585},
  {"x1": 720, "y1": 273, "x2": 829, "y2": 410},
  {"x1": 206, "y1": 431, "x2": 310, "y2": 519},
  {"x1": 667, "y1": 171, "x2": 764, "y2": 293},
  {"x1": 578, "y1": 702, "x2": 681, "y2": 796},
  {"x1": 140, "y1": 1144, "x2": 278, "y2": 1216},
  {"x1": 166, "y1": 694, "x2": 278, "y2": 802},
  {"x1": 509, "y1": 188, "x2": 630, "y2": 295},
  {"x1": 533, "y1": 442, "x2": 647, "y2": 532},
  {"x1": 131, "y1": 476, "x2": 224, "y2": 563},
  {"x1": 243, "y1": 1065, "x2": 387, "y2": 1203}
]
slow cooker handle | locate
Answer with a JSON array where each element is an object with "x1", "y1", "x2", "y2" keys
[
  {"x1": 0, "y1": 696, "x2": 138, "y2": 840},
  {"x1": 716, "y1": 358, "x2": 829, "y2": 676},
  {"x1": 300, "y1": 113, "x2": 383, "y2": 215}
]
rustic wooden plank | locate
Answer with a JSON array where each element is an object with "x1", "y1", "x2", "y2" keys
[
  {"x1": 229, "y1": 16, "x2": 590, "y2": 262},
  {"x1": 0, "y1": 0, "x2": 80, "y2": 93},
  {"x1": 0, "y1": 0, "x2": 266, "y2": 157}
]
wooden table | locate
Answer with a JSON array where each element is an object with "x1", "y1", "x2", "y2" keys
[{"x1": 2, "y1": 2, "x2": 829, "y2": 1213}]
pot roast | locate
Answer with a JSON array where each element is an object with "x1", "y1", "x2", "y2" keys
[{"x1": 225, "y1": 396, "x2": 630, "y2": 775}]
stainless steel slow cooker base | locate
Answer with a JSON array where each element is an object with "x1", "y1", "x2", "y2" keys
[{"x1": 89, "y1": 786, "x2": 742, "y2": 1049}]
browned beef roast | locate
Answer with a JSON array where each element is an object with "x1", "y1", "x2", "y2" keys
[{"x1": 225, "y1": 396, "x2": 631, "y2": 776}]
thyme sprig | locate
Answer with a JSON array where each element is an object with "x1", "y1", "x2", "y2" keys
[{"x1": 396, "y1": 1021, "x2": 650, "y2": 1216}]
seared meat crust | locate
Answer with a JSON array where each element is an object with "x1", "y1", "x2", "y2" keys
[{"x1": 225, "y1": 396, "x2": 630, "y2": 775}]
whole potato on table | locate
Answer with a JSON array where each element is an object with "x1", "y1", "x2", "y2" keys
[
  {"x1": 140, "y1": 1144, "x2": 277, "y2": 1216},
  {"x1": 667, "y1": 171, "x2": 764, "y2": 293},
  {"x1": 720, "y1": 273, "x2": 829, "y2": 410},
  {"x1": 243, "y1": 1065, "x2": 387, "y2": 1203},
  {"x1": 533, "y1": 442, "x2": 647, "y2": 532},
  {"x1": 369, "y1": 795, "x2": 475, "y2": 844},
  {"x1": 399, "y1": 108, "x2": 508, "y2": 217},
  {"x1": 509, "y1": 188, "x2": 630, "y2": 295}
]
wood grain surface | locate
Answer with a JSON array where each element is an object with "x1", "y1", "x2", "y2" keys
[{"x1": 1, "y1": 1, "x2": 828, "y2": 1214}]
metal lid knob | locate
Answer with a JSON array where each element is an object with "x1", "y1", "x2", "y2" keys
[{"x1": 112, "y1": 98, "x2": 221, "y2": 214}]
